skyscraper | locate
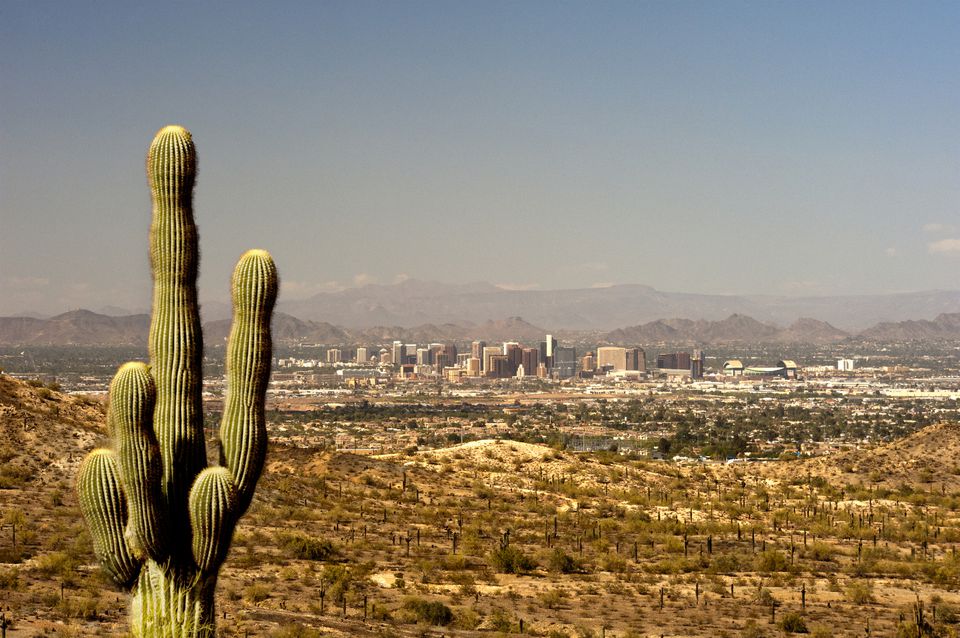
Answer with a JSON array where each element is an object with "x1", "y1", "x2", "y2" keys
[
  {"x1": 483, "y1": 347, "x2": 501, "y2": 374},
  {"x1": 471, "y1": 340, "x2": 487, "y2": 370},
  {"x1": 625, "y1": 347, "x2": 645, "y2": 372},
  {"x1": 553, "y1": 346, "x2": 576, "y2": 379},
  {"x1": 521, "y1": 348, "x2": 539, "y2": 378},
  {"x1": 503, "y1": 342, "x2": 522, "y2": 375},
  {"x1": 355, "y1": 347, "x2": 369, "y2": 363},
  {"x1": 597, "y1": 346, "x2": 627, "y2": 371},
  {"x1": 392, "y1": 341, "x2": 404, "y2": 368}
]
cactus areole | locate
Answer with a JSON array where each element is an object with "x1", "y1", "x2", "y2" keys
[{"x1": 77, "y1": 125, "x2": 278, "y2": 636}]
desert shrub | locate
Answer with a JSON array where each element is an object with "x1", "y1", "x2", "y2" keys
[
  {"x1": 488, "y1": 607, "x2": 515, "y2": 633},
  {"x1": 546, "y1": 548, "x2": 580, "y2": 574},
  {"x1": 756, "y1": 550, "x2": 793, "y2": 573},
  {"x1": 245, "y1": 583, "x2": 271, "y2": 603},
  {"x1": 0, "y1": 568, "x2": 21, "y2": 590},
  {"x1": 279, "y1": 532, "x2": 337, "y2": 561},
  {"x1": 845, "y1": 580, "x2": 874, "y2": 604},
  {"x1": 779, "y1": 611, "x2": 809, "y2": 633},
  {"x1": 57, "y1": 596, "x2": 99, "y2": 620},
  {"x1": 805, "y1": 542, "x2": 835, "y2": 562},
  {"x1": 401, "y1": 596, "x2": 453, "y2": 626},
  {"x1": 33, "y1": 551, "x2": 80, "y2": 578},
  {"x1": 539, "y1": 588, "x2": 567, "y2": 609},
  {"x1": 269, "y1": 624, "x2": 325, "y2": 638},
  {"x1": 489, "y1": 545, "x2": 537, "y2": 574}
]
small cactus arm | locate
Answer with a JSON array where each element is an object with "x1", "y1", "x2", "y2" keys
[{"x1": 76, "y1": 126, "x2": 278, "y2": 637}]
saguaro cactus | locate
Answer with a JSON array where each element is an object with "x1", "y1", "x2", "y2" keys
[{"x1": 77, "y1": 125, "x2": 278, "y2": 636}]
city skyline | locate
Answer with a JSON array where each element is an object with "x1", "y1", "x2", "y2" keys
[{"x1": 2, "y1": 2, "x2": 959, "y2": 316}]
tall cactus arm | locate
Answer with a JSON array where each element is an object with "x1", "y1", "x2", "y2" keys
[
  {"x1": 77, "y1": 449, "x2": 142, "y2": 588},
  {"x1": 188, "y1": 467, "x2": 238, "y2": 574},
  {"x1": 147, "y1": 125, "x2": 206, "y2": 516},
  {"x1": 108, "y1": 362, "x2": 167, "y2": 562},
  {"x1": 219, "y1": 249, "x2": 278, "y2": 515}
]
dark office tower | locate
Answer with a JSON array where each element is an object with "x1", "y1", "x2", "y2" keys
[
  {"x1": 437, "y1": 343, "x2": 457, "y2": 371},
  {"x1": 539, "y1": 341, "x2": 548, "y2": 364},
  {"x1": 625, "y1": 347, "x2": 646, "y2": 372},
  {"x1": 503, "y1": 342, "x2": 522, "y2": 375},
  {"x1": 552, "y1": 346, "x2": 577, "y2": 379},
  {"x1": 691, "y1": 349, "x2": 705, "y2": 379},
  {"x1": 435, "y1": 352, "x2": 452, "y2": 373},
  {"x1": 488, "y1": 354, "x2": 510, "y2": 378},
  {"x1": 521, "y1": 348, "x2": 539, "y2": 378},
  {"x1": 472, "y1": 341, "x2": 487, "y2": 370},
  {"x1": 657, "y1": 352, "x2": 691, "y2": 370}
]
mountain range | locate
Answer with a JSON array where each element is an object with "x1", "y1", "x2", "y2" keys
[
  {"x1": 4, "y1": 308, "x2": 960, "y2": 346},
  {"x1": 278, "y1": 279, "x2": 960, "y2": 332}
]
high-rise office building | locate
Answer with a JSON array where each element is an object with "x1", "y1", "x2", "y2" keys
[
  {"x1": 503, "y1": 342, "x2": 522, "y2": 375},
  {"x1": 552, "y1": 346, "x2": 576, "y2": 379},
  {"x1": 625, "y1": 347, "x2": 646, "y2": 372},
  {"x1": 392, "y1": 341, "x2": 404, "y2": 368},
  {"x1": 404, "y1": 344, "x2": 417, "y2": 365},
  {"x1": 355, "y1": 347, "x2": 369, "y2": 363},
  {"x1": 596, "y1": 346, "x2": 627, "y2": 371},
  {"x1": 691, "y1": 349, "x2": 705, "y2": 378},
  {"x1": 416, "y1": 348, "x2": 431, "y2": 366},
  {"x1": 466, "y1": 357, "x2": 481, "y2": 376},
  {"x1": 581, "y1": 352, "x2": 596, "y2": 372},
  {"x1": 326, "y1": 348, "x2": 342, "y2": 364},
  {"x1": 483, "y1": 347, "x2": 501, "y2": 374},
  {"x1": 521, "y1": 348, "x2": 539, "y2": 378},
  {"x1": 657, "y1": 352, "x2": 691, "y2": 370},
  {"x1": 471, "y1": 340, "x2": 487, "y2": 370},
  {"x1": 488, "y1": 354, "x2": 510, "y2": 378}
]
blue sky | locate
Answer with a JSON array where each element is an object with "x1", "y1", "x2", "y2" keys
[{"x1": 1, "y1": 1, "x2": 958, "y2": 315}]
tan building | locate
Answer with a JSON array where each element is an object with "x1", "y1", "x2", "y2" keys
[{"x1": 597, "y1": 346, "x2": 627, "y2": 371}]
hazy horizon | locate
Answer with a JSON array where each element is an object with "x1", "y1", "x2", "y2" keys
[{"x1": 2, "y1": 2, "x2": 959, "y2": 316}]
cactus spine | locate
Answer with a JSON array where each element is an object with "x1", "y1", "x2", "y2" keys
[{"x1": 77, "y1": 125, "x2": 278, "y2": 636}]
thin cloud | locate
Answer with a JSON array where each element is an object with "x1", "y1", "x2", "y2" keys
[
  {"x1": 352, "y1": 273, "x2": 376, "y2": 287},
  {"x1": 4, "y1": 276, "x2": 50, "y2": 289},
  {"x1": 884, "y1": 247, "x2": 898, "y2": 257},
  {"x1": 580, "y1": 261, "x2": 609, "y2": 272},
  {"x1": 496, "y1": 282, "x2": 540, "y2": 291},
  {"x1": 590, "y1": 282, "x2": 615, "y2": 289},
  {"x1": 929, "y1": 238, "x2": 960, "y2": 254},
  {"x1": 923, "y1": 223, "x2": 955, "y2": 234},
  {"x1": 280, "y1": 279, "x2": 345, "y2": 299}
]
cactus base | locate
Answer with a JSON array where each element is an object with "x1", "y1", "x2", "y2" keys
[{"x1": 131, "y1": 562, "x2": 217, "y2": 638}]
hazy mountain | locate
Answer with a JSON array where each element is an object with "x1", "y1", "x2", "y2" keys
[
  {"x1": 857, "y1": 313, "x2": 960, "y2": 341},
  {"x1": 281, "y1": 279, "x2": 960, "y2": 331},
  {"x1": 352, "y1": 317, "x2": 546, "y2": 345},
  {"x1": 202, "y1": 312, "x2": 352, "y2": 345},
  {"x1": 603, "y1": 314, "x2": 849, "y2": 345},
  {"x1": 776, "y1": 318, "x2": 850, "y2": 343},
  {"x1": 0, "y1": 309, "x2": 150, "y2": 346}
]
